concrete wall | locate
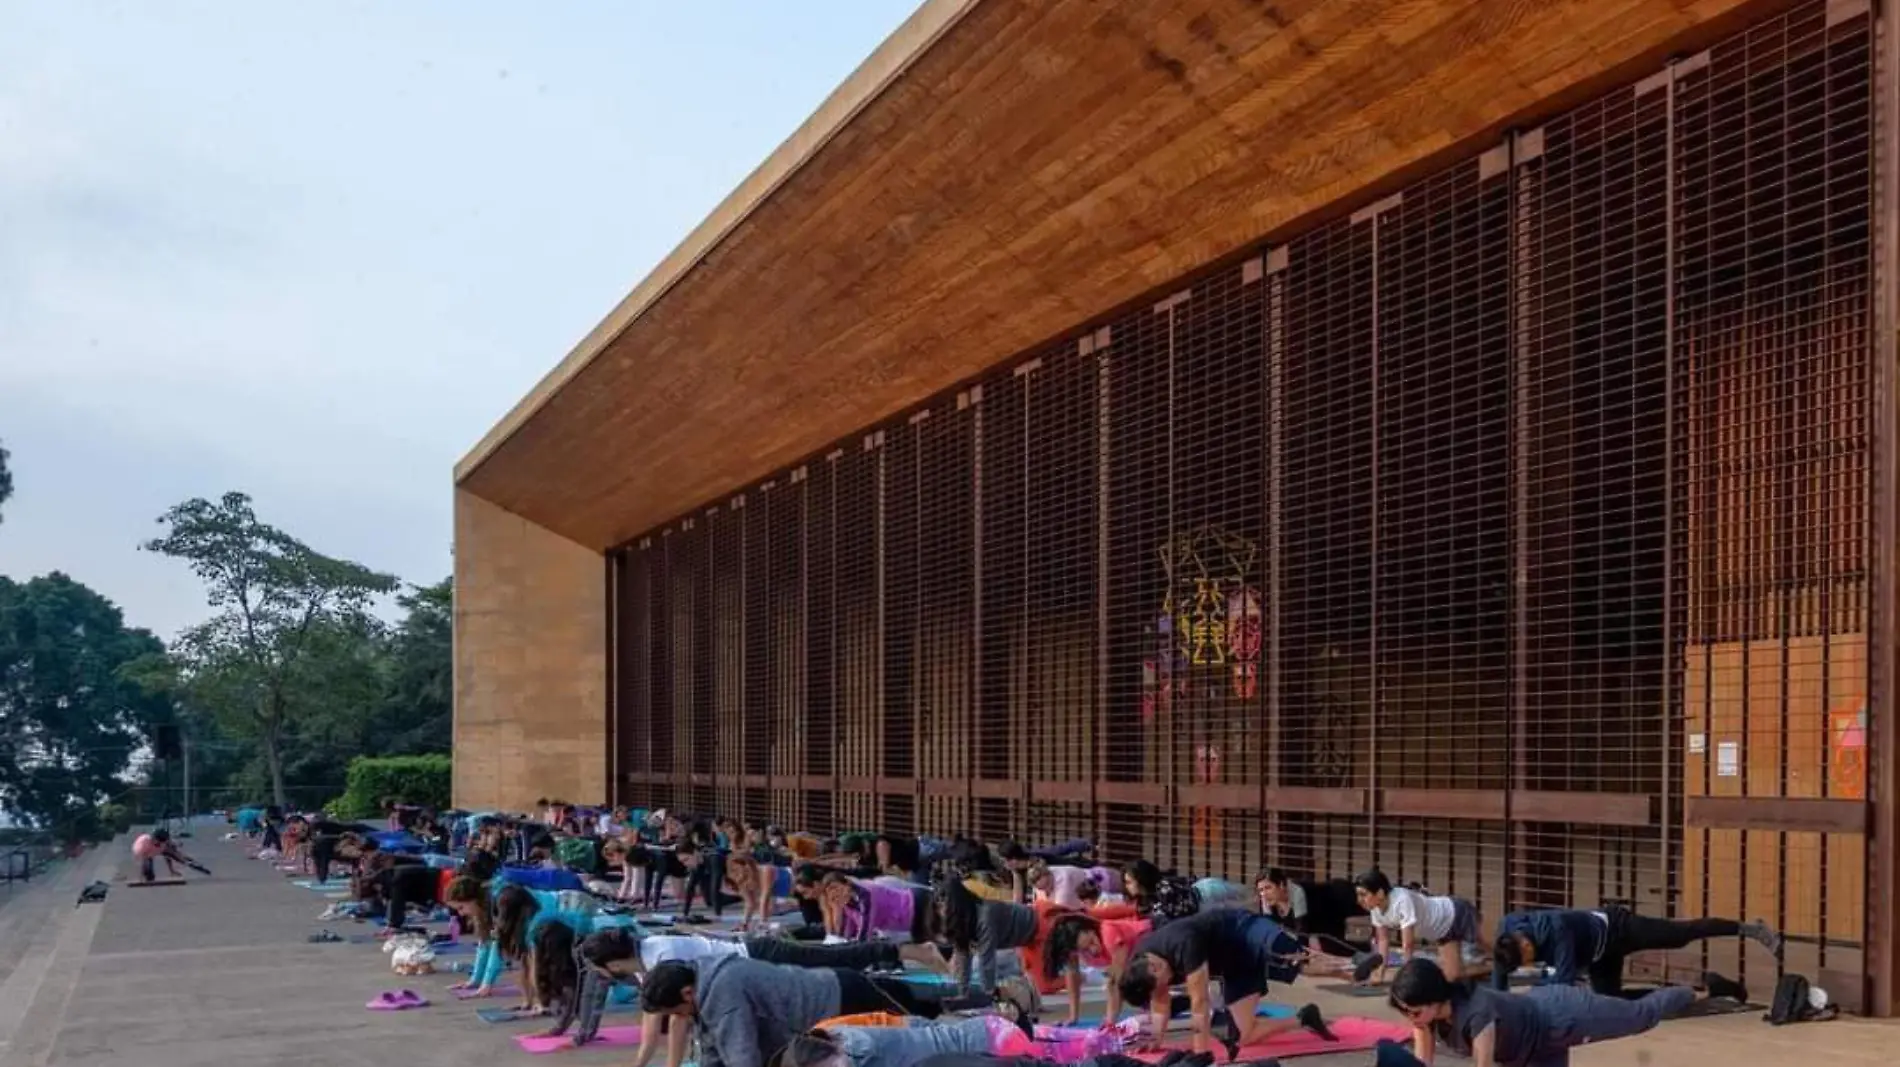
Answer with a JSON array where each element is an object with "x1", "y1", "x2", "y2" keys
[{"x1": 452, "y1": 489, "x2": 606, "y2": 811}]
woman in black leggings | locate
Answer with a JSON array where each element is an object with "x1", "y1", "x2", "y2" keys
[{"x1": 367, "y1": 863, "x2": 442, "y2": 932}]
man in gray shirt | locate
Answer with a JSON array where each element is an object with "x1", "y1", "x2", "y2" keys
[{"x1": 642, "y1": 957, "x2": 841, "y2": 1067}]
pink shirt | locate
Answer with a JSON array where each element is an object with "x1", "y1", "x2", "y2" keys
[{"x1": 132, "y1": 834, "x2": 161, "y2": 859}]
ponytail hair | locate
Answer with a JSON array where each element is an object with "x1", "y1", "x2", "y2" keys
[
  {"x1": 494, "y1": 885, "x2": 541, "y2": 962},
  {"x1": 932, "y1": 874, "x2": 981, "y2": 952},
  {"x1": 532, "y1": 921, "x2": 579, "y2": 1013}
]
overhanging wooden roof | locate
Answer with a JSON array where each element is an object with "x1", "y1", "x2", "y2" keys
[{"x1": 457, "y1": 0, "x2": 1773, "y2": 551}]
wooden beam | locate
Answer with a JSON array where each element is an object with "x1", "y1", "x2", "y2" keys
[{"x1": 1685, "y1": 797, "x2": 1869, "y2": 835}]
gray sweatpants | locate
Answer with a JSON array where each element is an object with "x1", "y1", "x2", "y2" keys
[{"x1": 1521, "y1": 985, "x2": 1695, "y2": 1067}]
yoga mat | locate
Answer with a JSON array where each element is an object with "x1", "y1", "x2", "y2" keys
[
  {"x1": 1668, "y1": 996, "x2": 1759, "y2": 1018},
  {"x1": 455, "y1": 983, "x2": 523, "y2": 1000},
  {"x1": 514, "y1": 1026, "x2": 644, "y2": 1054},
  {"x1": 897, "y1": 971, "x2": 958, "y2": 987},
  {"x1": 1315, "y1": 983, "x2": 1393, "y2": 998},
  {"x1": 1133, "y1": 1017, "x2": 1411, "y2": 1061},
  {"x1": 477, "y1": 1008, "x2": 528, "y2": 1024},
  {"x1": 1067, "y1": 1003, "x2": 1295, "y2": 1029},
  {"x1": 125, "y1": 879, "x2": 189, "y2": 888}
]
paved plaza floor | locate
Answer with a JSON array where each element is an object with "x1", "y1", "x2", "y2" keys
[{"x1": 0, "y1": 829, "x2": 1894, "y2": 1067}]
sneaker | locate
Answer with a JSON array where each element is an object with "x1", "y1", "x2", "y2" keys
[
  {"x1": 1351, "y1": 951, "x2": 1383, "y2": 983},
  {"x1": 1209, "y1": 1008, "x2": 1241, "y2": 1062},
  {"x1": 1741, "y1": 920, "x2": 1784, "y2": 957},
  {"x1": 1296, "y1": 1004, "x2": 1338, "y2": 1043},
  {"x1": 1704, "y1": 971, "x2": 1749, "y2": 1003}
]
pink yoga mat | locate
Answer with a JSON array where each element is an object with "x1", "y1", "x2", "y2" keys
[
  {"x1": 514, "y1": 1026, "x2": 643, "y2": 1054},
  {"x1": 1132, "y1": 1017, "x2": 1411, "y2": 1061}
]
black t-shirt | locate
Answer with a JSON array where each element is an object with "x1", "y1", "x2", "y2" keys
[
  {"x1": 1434, "y1": 987, "x2": 1541, "y2": 1065},
  {"x1": 376, "y1": 863, "x2": 440, "y2": 902},
  {"x1": 312, "y1": 820, "x2": 373, "y2": 836},
  {"x1": 798, "y1": 895, "x2": 825, "y2": 925},
  {"x1": 1131, "y1": 908, "x2": 1254, "y2": 980}
]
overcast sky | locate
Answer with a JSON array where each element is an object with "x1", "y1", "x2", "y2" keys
[{"x1": 0, "y1": 0, "x2": 920, "y2": 639}]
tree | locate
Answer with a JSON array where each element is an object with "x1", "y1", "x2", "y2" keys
[
  {"x1": 0, "y1": 573, "x2": 172, "y2": 839},
  {"x1": 368, "y1": 578, "x2": 451, "y2": 755},
  {"x1": 142, "y1": 493, "x2": 397, "y2": 806},
  {"x1": 0, "y1": 439, "x2": 12, "y2": 524}
]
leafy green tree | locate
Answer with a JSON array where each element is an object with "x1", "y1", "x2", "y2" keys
[
  {"x1": 142, "y1": 493, "x2": 397, "y2": 806},
  {"x1": 0, "y1": 573, "x2": 172, "y2": 839},
  {"x1": 369, "y1": 578, "x2": 451, "y2": 755},
  {"x1": 0, "y1": 439, "x2": 12, "y2": 524}
]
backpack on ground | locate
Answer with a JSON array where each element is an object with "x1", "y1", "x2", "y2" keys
[{"x1": 1765, "y1": 973, "x2": 1838, "y2": 1025}]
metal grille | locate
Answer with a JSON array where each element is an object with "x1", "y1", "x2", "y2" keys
[
  {"x1": 1673, "y1": 0, "x2": 1875, "y2": 994},
  {"x1": 608, "y1": 0, "x2": 1881, "y2": 1009}
]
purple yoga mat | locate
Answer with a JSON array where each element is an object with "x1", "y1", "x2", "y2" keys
[{"x1": 514, "y1": 1026, "x2": 643, "y2": 1054}]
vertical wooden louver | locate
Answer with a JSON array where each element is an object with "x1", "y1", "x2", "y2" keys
[{"x1": 608, "y1": 0, "x2": 1882, "y2": 1011}]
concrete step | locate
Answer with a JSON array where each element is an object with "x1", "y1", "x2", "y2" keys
[{"x1": 0, "y1": 845, "x2": 112, "y2": 989}]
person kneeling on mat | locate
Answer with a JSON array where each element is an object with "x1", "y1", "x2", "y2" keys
[
  {"x1": 1384, "y1": 957, "x2": 1747, "y2": 1067},
  {"x1": 1119, "y1": 908, "x2": 1335, "y2": 1060},
  {"x1": 1352, "y1": 870, "x2": 1481, "y2": 985},
  {"x1": 133, "y1": 829, "x2": 208, "y2": 882}
]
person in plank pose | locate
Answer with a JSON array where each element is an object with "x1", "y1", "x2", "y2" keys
[
  {"x1": 1491, "y1": 905, "x2": 1780, "y2": 995},
  {"x1": 1384, "y1": 957, "x2": 1747, "y2": 1067}
]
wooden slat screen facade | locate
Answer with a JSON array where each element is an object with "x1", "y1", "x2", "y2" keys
[{"x1": 610, "y1": 0, "x2": 1884, "y2": 1010}]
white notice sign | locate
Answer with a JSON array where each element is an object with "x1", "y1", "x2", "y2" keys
[
  {"x1": 1688, "y1": 733, "x2": 1706, "y2": 755},
  {"x1": 1716, "y1": 741, "x2": 1740, "y2": 778}
]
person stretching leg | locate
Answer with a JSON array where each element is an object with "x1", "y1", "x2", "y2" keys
[
  {"x1": 1385, "y1": 957, "x2": 1746, "y2": 1067},
  {"x1": 1492, "y1": 905, "x2": 1780, "y2": 996}
]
